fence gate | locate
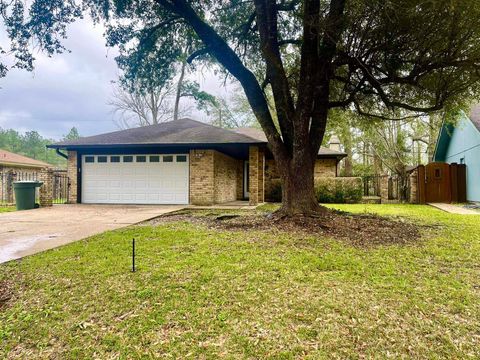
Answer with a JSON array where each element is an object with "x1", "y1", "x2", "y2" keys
[
  {"x1": 418, "y1": 162, "x2": 466, "y2": 204},
  {"x1": 53, "y1": 172, "x2": 69, "y2": 204},
  {"x1": 425, "y1": 162, "x2": 451, "y2": 203}
]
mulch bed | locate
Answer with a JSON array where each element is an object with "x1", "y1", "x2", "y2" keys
[{"x1": 151, "y1": 209, "x2": 424, "y2": 248}]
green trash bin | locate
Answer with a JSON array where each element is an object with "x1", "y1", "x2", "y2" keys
[{"x1": 13, "y1": 181, "x2": 43, "y2": 210}]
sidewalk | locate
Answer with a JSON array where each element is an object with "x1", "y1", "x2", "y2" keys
[{"x1": 428, "y1": 203, "x2": 480, "y2": 215}]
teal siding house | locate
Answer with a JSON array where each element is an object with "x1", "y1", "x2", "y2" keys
[{"x1": 434, "y1": 105, "x2": 480, "y2": 202}]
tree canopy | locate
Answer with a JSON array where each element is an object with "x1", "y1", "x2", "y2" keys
[{"x1": 2, "y1": 0, "x2": 480, "y2": 214}]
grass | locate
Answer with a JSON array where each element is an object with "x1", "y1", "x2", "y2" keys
[
  {"x1": 1, "y1": 204, "x2": 479, "y2": 358},
  {"x1": 0, "y1": 206, "x2": 15, "y2": 213}
]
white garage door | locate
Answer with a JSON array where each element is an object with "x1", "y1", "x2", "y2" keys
[{"x1": 81, "y1": 154, "x2": 189, "y2": 204}]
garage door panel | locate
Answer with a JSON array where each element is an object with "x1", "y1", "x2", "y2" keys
[{"x1": 82, "y1": 154, "x2": 189, "y2": 204}]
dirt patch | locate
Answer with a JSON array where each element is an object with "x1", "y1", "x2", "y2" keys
[
  {"x1": 0, "y1": 278, "x2": 15, "y2": 310},
  {"x1": 150, "y1": 209, "x2": 423, "y2": 248}
]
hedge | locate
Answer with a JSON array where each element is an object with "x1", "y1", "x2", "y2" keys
[{"x1": 265, "y1": 177, "x2": 363, "y2": 204}]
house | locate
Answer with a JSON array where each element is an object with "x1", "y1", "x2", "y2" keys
[
  {"x1": 434, "y1": 105, "x2": 480, "y2": 202},
  {"x1": 48, "y1": 119, "x2": 346, "y2": 206},
  {"x1": 0, "y1": 149, "x2": 51, "y2": 203}
]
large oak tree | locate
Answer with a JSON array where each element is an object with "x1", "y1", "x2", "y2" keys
[{"x1": 2, "y1": 0, "x2": 480, "y2": 215}]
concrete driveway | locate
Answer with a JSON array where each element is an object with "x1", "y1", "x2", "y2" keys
[{"x1": 0, "y1": 204, "x2": 182, "y2": 264}]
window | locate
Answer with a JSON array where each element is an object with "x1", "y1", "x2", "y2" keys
[
  {"x1": 163, "y1": 155, "x2": 173, "y2": 162},
  {"x1": 176, "y1": 155, "x2": 187, "y2": 162},
  {"x1": 149, "y1": 155, "x2": 160, "y2": 162},
  {"x1": 111, "y1": 156, "x2": 120, "y2": 163},
  {"x1": 123, "y1": 156, "x2": 133, "y2": 163},
  {"x1": 85, "y1": 156, "x2": 95, "y2": 163},
  {"x1": 434, "y1": 168, "x2": 441, "y2": 178},
  {"x1": 98, "y1": 156, "x2": 108, "y2": 163},
  {"x1": 136, "y1": 155, "x2": 147, "y2": 163}
]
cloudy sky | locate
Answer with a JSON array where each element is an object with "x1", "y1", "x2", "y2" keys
[{"x1": 0, "y1": 18, "x2": 228, "y2": 140}]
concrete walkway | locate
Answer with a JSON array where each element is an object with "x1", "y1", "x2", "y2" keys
[
  {"x1": 186, "y1": 200, "x2": 258, "y2": 210},
  {"x1": 428, "y1": 203, "x2": 480, "y2": 215},
  {"x1": 0, "y1": 204, "x2": 182, "y2": 264}
]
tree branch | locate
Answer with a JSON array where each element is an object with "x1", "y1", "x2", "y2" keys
[{"x1": 156, "y1": 0, "x2": 286, "y2": 157}]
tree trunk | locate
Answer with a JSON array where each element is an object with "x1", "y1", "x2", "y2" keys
[
  {"x1": 173, "y1": 60, "x2": 187, "y2": 121},
  {"x1": 276, "y1": 152, "x2": 327, "y2": 216}
]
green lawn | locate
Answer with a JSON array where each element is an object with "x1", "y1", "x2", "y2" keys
[
  {"x1": 0, "y1": 206, "x2": 15, "y2": 213},
  {"x1": 1, "y1": 204, "x2": 479, "y2": 358}
]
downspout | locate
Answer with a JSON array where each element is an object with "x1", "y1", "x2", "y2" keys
[{"x1": 55, "y1": 148, "x2": 68, "y2": 159}]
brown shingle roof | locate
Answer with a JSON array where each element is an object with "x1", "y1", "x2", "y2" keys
[
  {"x1": 51, "y1": 118, "x2": 263, "y2": 147},
  {"x1": 49, "y1": 119, "x2": 347, "y2": 159},
  {"x1": 0, "y1": 149, "x2": 51, "y2": 168},
  {"x1": 233, "y1": 127, "x2": 347, "y2": 157}
]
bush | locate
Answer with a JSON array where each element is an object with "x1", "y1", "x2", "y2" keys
[
  {"x1": 265, "y1": 177, "x2": 363, "y2": 204},
  {"x1": 266, "y1": 179, "x2": 283, "y2": 202},
  {"x1": 315, "y1": 177, "x2": 363, "y2": 204}
]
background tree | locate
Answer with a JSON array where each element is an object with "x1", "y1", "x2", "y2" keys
[
  {"x1": 204, "y1": 85, "x2": 258, "y2": 128},
  {"x1": 109, "y1": 75, "x2": 216, "y2": 128},
  {"x1": 62, "y1": 127, "x2": 80, "y2": 141},
  {"x1": 3, "y1": 0, "x2": 480, "y2": 216},
  {"x1": 109, "y1": 81, "x2": 181, "y2": 128},
  {"x1": 0, "y1": 127, "x2": 68, "y2": 167}
]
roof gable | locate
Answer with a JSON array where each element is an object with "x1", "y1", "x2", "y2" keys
[
  {"x1": 51, "y1": 118, "x2": 263, "y2": 148},
  {"x1": 434, "y1": 107, "x2": 480, "y2": 161}
]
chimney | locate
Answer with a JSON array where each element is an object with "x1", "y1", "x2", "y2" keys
[{"x1": 328, "y1": 135, "x2": 341, "y2": 152}]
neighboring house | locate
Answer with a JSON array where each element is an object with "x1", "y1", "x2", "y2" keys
[
  {"x1": 48, "y1": 119, "x2": 346, "y2": 205},
  {"x1": 0, "y1": 149, "x2": 51, "y2": 203},
  {"x1": 434, "y1": 105, "x2": 480, "y2": 202}
]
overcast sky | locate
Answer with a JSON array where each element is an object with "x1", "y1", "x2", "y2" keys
[{"x1": 0, "y1": 18, "x2": 228, "y2": 140}]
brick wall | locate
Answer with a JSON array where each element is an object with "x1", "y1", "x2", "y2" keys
[
  {"x1": 236, "y1": 160, "x2": 244, "y2": 200},
  {"x1": 189, "y1": 149, "x2": 215, "y2": 205},
  {"x1": 214, "y1": 151, "x2": 239, "y2": 203},
  {"x1": 67, "y1": 151, "x2": 78, "y2": 203},
  {"x1": 189, "y1": 149, "x2": 240, "y2": 205},
  {"x1": 314, "y1": 159, "x2": 337, "y2": 177}
]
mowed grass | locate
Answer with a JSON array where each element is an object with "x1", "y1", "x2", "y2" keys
[
  {"x1": 0, "y1": 206, "x2": 15, "y2": 213},
  {"x1": 1, "y1": 204, "x2": 480, "y2": 358}
]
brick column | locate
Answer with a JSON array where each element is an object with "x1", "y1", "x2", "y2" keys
[
  {"x1": 189, "y1": 149, "x2": 215, "y2": 205},
  {"x1": 249, "y1": 146, "x2": 265, "y2": 205},
  {"x1": 67, "y1": 151, "x2": 78, "y2": 203},
  {"x1": 379, "y1": 175, "x2": 389, "y2": 203},
  {"x1": 7, "y1": 170, "x2": 17, "y2": 204},
  {"x1": 409, "y1": 169, "x2": 418, "y2": 204},
  {"x1": 39, "y1": 168, "x2": 54, "y2": 207}
]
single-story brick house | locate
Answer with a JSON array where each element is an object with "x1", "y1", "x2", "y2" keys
[
  {"x1": 0, "y1": 149, "x2": 51, "y2": 203},
  {"x1": 48, "y1": 119, "x2": 346, "y2": 205}
]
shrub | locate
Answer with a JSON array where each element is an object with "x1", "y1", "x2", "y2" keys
[
  {"x1": 315, "y1": 177, "x2": 363, "y2": 203},
  {"x1": 266, "y1": 179, "x2": 282, "y2": 202},
  {"x1": 265, "y1": 177, "x2": 363, "y2": 204}
]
